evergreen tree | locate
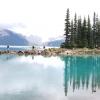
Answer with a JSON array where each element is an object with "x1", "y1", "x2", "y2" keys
[
  {"x1": 95, "y1": 15, "x2": 100, "y2": 47},
  {"x1": 62, "y1": 8, "x2": 71, "y2": 48},
  {"x1": 70, "y1": 20, "x2": 75, "y2": 47},
  {"x1": 87, "y1": 15, "x2": 92, "y2": 48},
  {"x1": 92, "y1": 12, "x2": 96, "y2": 48},
  {"x1": 81, "y1": 17, "x2": 88, "y2": 47},
  {"x1": 61, "y1": 10, "x2": 100, "y2": 49},
  {"x1": 77, "y1": 16, "x2": 82, "y2": 47},
  {"x1": 97, "y1": 20, "x2": 100, "y2": 47},
  {"x1": 73, "y1": 13, "x2": 77, "y2": 47}
]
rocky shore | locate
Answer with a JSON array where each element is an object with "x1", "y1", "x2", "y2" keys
[{"x1": 0, "y1": 48, "x2": 100, "y2": 56}]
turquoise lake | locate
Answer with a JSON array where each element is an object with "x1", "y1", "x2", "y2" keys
[{"x1": 0, "y1": 54, "x2": 100, "y2": 100}]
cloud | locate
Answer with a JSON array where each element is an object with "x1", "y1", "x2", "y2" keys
[
  {"x1": 0, "y1": 0, "x2": 99, "y2": 42},
  {"x1": 26, "y1": 35, "x2": 42, "y2": 45}
]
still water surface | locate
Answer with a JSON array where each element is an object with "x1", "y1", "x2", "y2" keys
[{"x1": 0, "y1": 55, "x2": 100, "y2": 100}]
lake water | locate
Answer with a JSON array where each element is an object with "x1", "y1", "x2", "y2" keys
[
  {"x1": 0, "y1": 46, "x2": 32, "y2": 51},
  {"x1": 0, "y1": 46, "x2": 59, "y2": 51},
  {"x1": 0, "y1": 55, "x2": 100, "y2": 100}
]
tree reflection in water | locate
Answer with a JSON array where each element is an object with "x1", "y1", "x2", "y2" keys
[{"x1": 61, "y1": 56, "x2": 100, "y2": 96}]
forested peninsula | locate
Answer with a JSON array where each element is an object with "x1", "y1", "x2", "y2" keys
[{"x1": 61, "y1": 8, "x2": 100, "y2": 49}]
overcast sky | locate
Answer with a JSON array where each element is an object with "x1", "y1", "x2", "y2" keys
[{"x1": 0, "y1": 0, "x2": 100, "y2": 41}]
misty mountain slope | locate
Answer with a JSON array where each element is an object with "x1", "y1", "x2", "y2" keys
[
  {"x1": 0, "y1": 29, "x2": 29, "y2": 46},
  {"x1": 47, "y1": 39, "x2": 64, "y2": 47}
]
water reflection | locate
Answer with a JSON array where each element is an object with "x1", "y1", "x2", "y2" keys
[
  {"x1": 0, "y1": 55, "x2": 65, "y2": 100},
  {"x1": 0, "y1": 54, "x2": 17, "y2": 61},
  {"x1": 0, "y1": 55, "x2": 100, "y2": 99},
  {"x1": 0, "y1": 54, "x2": 34, "y2": 61},
  {"x1": 61, "y1": 56, "x2": 100, "y2": 96}
]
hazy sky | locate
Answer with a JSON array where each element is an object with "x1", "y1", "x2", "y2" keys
[{"x1": 0, "y1": 0, "x2": 100, "y2": 41}]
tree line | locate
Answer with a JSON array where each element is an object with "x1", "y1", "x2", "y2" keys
[{"x1": 61, "y1": 8, "x2": 100, "y2": 49}]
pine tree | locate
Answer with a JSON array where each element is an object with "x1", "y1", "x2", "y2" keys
[
  {"x1": 87, "y1": 15, "x2": 92, "y2": 48},
  {"x1": 77, "y1": 16, "x2": 82, "y2": 47},
  {"x1": 96, "y1": 20, "x2": 100, "y2": 47},
  {"x1": 61, "y1": 10, "x2": 100, "y2": 48},
  {"x1": 92, "y1": 12, "x2": 96, "y2": 48},
  {"x1": 73, "y1": 13, "x2": 77, "y2": 47},
  {"x1": 95, "y1": 15, "x2": 100, "y2": 47},
  {"x1": 61, "y1": 8, "x2": 71, "y2": 48},
  {"x1": 82, "y1": 17, "x2": 88, "y2": 47},
  {"x1": 70, "y1": 20, "x2": 75, "y2": 47}
]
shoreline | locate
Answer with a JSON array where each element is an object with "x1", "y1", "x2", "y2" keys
[{"x1": 0, "y1": 48, "x2": 100, "y2": 56}]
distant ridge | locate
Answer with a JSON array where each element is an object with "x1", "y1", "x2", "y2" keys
[
  {"x1": 0, "y1": 29, "x2": 29, "y2": 46},
  {"x1": 46, "y1": 39, "x2": 64, "y2": 47}
]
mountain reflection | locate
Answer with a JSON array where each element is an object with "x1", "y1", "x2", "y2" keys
[
  {"x1": 0, "y1": 54, "x2": 18, "y2": 61},
  {"x1": 61, "y1": 56, "x2": 100, "y2": 96}
]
